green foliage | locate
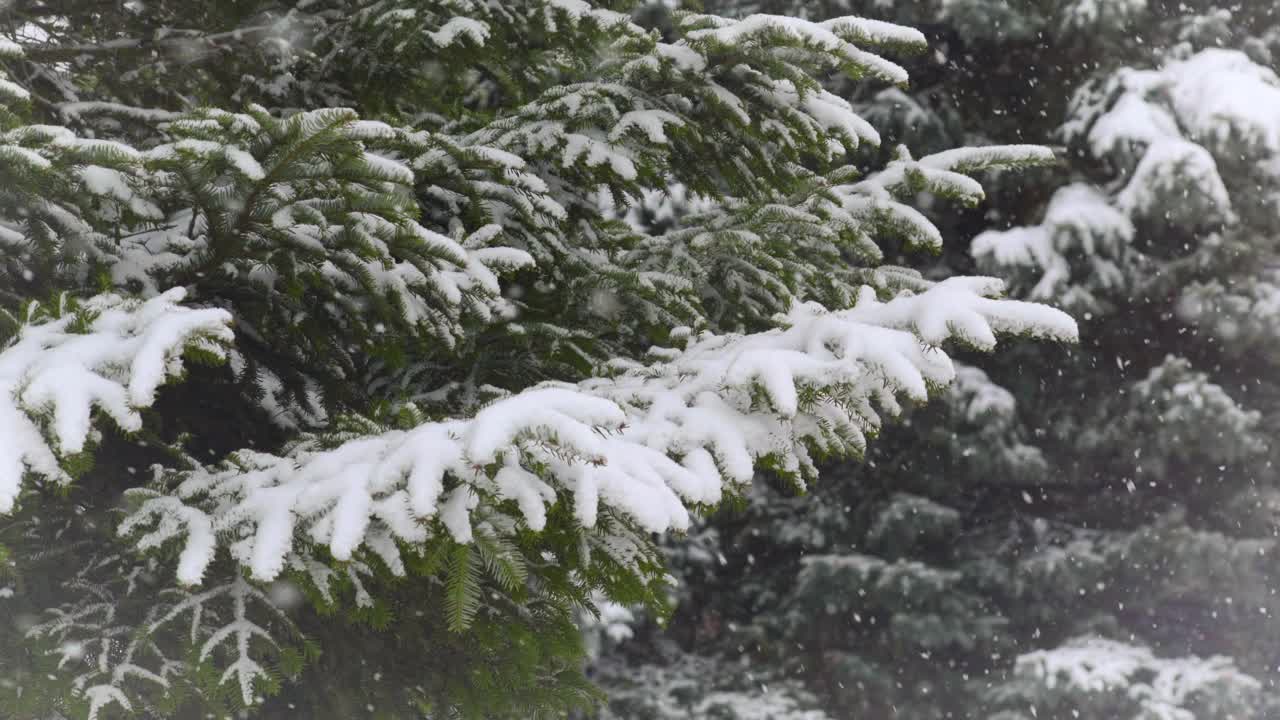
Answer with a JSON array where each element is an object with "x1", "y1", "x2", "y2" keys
[
  {"x1": 0, "y1": 1, "x2": 1083, "y2": 718},
  {"x1": 597, "y1": 3, "x2": 1280, "y2": 720}
]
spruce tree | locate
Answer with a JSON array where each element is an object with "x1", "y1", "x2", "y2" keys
[
  {"x1": 0, "y1": 1, "x2": 1076, "y2": 717},
  {"x1": 974, "y1": 5, "x2": 1280, "y2": 717}
]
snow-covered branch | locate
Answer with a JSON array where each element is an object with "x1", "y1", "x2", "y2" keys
[
  {"x1": 0, "y1": 289, "x2": 233, "y2": 512},
  {"x1": 1006, "y1": 637, "x2": 1260, "y2": 720},
  {"x1": 123, "y1": 278, "x2": 1075, "y2": 585}
]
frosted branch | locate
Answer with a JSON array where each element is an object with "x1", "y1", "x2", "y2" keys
[
  {"x1": 124, "y1": 279, "x2": 1075, "y2": 585},
  {"x1": 0, "y1": 289, "x2": 233, "y2": 512}
]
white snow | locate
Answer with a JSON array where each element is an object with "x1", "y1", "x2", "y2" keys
[
  {"x1": 1086, "y1": 79, "x2": 1180, "y2": 157},
  {"x1": 224, "y1": 146, "x2": 265, "y2": 181},
  {"x1": 561, "y1": 133, "x2": 638, "y2": 180},
  {"x1": 820, "y1": 17, "x2": 927, "y2": 51},
  {"x1": 0, "y1": 77, "x2": 29, "y2": 102},
  {"x1": 686, "y1": 14, "x2": 909, "y2": 86},
  {"x1": 123, "y1": 277, "x2": 1075, "y2": 585},
  {"x1": 0, "y1": 289, "x2": 233, "y2": 513},
  {"x1": 974, "y1": 183, "x2": 1133, "y2": 307},
  {"x1": 1165, "y1": 49, "x2": 1280, "y2": 154},
  {"x1": 428, "y1": 17, "x2": 490, "y2": 47},
  {"x1": 610, "y1": 109, "x2": 684, "y2": 144},
  {"x1": 360, "y1": 151, "x2": 415, "y2": 185},
  {"x1": 1015, "y1": 636, "x2": 1259, "y2": 720},
  {"x1": 1116, "y1": 138, "x2": 1232, "y2": 221},
  {"x1": 59, "y1": 101, "x2": 179, "y2": 123}
]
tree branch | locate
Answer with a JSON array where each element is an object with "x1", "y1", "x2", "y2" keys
[{"x1": 18, "y1": 24, "x2": 280, "y2": 62}]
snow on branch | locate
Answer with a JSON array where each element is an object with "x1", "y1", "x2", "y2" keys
[
  {"x1": 123, "y1": 279, "x2": 1075, "y2": 586},
  {"x1": 973, "y1": 183, "x2": 1133, "y2": 311},
  {"x1": 977, "y1": 48, "x2": 1280, "y2": 315},
  {"x1": 681, "y1": 13, "x2": 914, "y2": 86},
  {"x1": 621, "y1": 144, "x2": 1058, "y2": 334},
  {"x1": 0, "y1": 289, "x2": 233, "y2": 512},
  {"x1": 818, "y1": 17, "x2": 927, "y2": 54},
  {"x1": 1061, "y1": 49, "x2": 1280, "y2": 226},
  {"x1": 1010, "y1": 636, "x2": 1260, "y2": 720}
]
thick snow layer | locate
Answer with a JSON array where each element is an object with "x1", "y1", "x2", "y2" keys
[
  {"x1": 1073, "y1": 48, "x2": 1277, "y2": 219},
  {"x1": 1165, "y1": 49, "x2": 1280, "y2": 154},
  {"x1": 973, "y1": 183, "x2": 1133, "y2": 307},
  {"x1": 124, "y1": 278, "x2": 1075, "y2": 585},
  {"x1": 1120, "y1": 137, "x2": 1230, "y2": 216},
  {"x1": 1085, "y1": 76, "x2": 1180, "y2": 157},
  {"x1": 820, "y1": 17, "x2": 927, "y2": 51},
  {"x1": 0, "y1": 289, "x2": 233, "y2": 513},
  {"x1": 1015, "y1": 636, "x2": 1259, "y2": 720},
  {"x1": 428, "y1": 16, "x2": 490, "y2": 47},
  {"x1": 984, "y1": 47, "x2": 1280, "y2": 318}
]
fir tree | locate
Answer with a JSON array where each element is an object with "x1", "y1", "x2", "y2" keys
[{"x1": 0, "y1": 1, "x2": 1075, "y2": 717}]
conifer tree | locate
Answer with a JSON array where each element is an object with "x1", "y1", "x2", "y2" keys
[
  {"x1": 0, "y1": 1, "x2": 1076, "y2": 717},
  {"x1": 593, "y1": 2, "x2": 1280, "y2": 719}
]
